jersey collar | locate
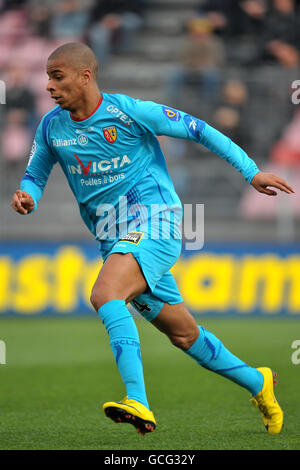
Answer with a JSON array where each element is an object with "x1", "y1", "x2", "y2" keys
[{"x1": 69, "y1": 94, "x2": 103, "y2": 122}]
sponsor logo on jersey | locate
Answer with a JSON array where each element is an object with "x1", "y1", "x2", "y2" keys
[
  {"x1": 52, "y1": 138, "x2": 77, "y2": 147},
  {"x1": 183, "y1": 115, "x2": 205, "y2": 137},
  {"x1": 162, "y1": 106, "x2": 181, "y2": 122},
  {"x1": 103, "y1": 126, "x2": 117, "y2": 143},
  {"x1": 106, "y1": 104, "x2": 134, "y2": 126},
  {"x1": 74, "y1": 154, "x2": 92, "y2": 176},
  {"x1": 68, "y1": 154, "x2": 131, "y2": 176},
  {"x1": 52, "y1": 134, "x2": 89, "y2": 147}
]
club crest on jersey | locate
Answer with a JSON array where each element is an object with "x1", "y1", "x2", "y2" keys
[{"x1": 103, "y1": 126, "x2": 117, "y2": 143}]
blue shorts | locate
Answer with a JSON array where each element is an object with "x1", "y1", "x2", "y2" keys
[{"x1": 101, "y1": 230, "x2": 183, "y2": 322}]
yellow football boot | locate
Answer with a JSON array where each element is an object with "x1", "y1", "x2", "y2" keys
[
  {"x1": 250, "y1": 367, "x2": 284, "y2": 434},
  {"x1": 103, "y1": 396, "x2": 156, "y2": 435}
]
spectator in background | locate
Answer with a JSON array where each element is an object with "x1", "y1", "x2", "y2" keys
[
  {"x1": 196, "y1": 0, "x2": 233, "y2": 36},
  {"x1": 252, "y1": 0, "x2": 300, "y2": 66},
  {"x1": 212, "y1": 78, "x2": 250, "y2": 147},
  {"x1": 26, "y1": 1, "x2": 52, "y2": 37},
  {"x1": 0, "y1": 107, "x2": 32, "y2": 197},
  {"x1": 0, "y1": 4, "x2": 30, "y2": 47},
  {"x1": 4, "y1": 64, "x2": 37, "y2": 130},
  {"x1": 1, "y1": 109, "x2": 32, "y2": 163},
  {"x1": 165, "y1": 17, "x2": 226, "y2": 108},
  {"x1": 0, "y1": 0, "x2": 27, "y2": 11},
  {"x1": 196, "y1": 0, "x2": 267, "y2": 38},
  {"x1": 238, "y1": 0, "x2": 268, "y2": 35},
  {"x1": 87, "y1": 0, "x2": 145, "y2": 65},
  {"x1": 50, "y1": 0, "x2": 91, "y2": 40},
  {"x1": 196, "y1": 0, "x2": 269, "y2": 64},
  {"x1": 0, "y1": 64, "x2": 36, "y2": 188}
]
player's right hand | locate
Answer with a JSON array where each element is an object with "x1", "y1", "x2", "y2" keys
[{"x1": 11, "y1": 190, "x2": 35, "y2": 215}]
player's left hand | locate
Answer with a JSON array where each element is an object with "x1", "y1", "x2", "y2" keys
[
  {"x1": 251, "y1": 172, "x2": 295, "y2": 196},
  {"x1": 11, "y1": 190, "x2": 35, "y2": 214}
]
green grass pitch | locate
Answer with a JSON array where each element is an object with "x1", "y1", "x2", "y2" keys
[{"x1": 0, "y1": 316, "x2": 299, "y2": 450}]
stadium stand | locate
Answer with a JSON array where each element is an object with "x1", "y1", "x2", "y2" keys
[{"x1": 1, "y1": 0, "x2": 300, "y2": 242}]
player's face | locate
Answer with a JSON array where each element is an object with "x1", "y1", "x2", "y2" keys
[{"x1": 46, "y1": 60, "x2": 85, "y2": 111}]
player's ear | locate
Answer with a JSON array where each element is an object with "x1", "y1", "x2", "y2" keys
[{"x1": 82, "y1": 69, "x2": 92, "y2": 85}]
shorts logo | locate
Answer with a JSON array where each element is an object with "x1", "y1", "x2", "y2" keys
[
  {"x1": 103, "y1": 126, "x2": 117, "y2": 143},
  {"x1": 118, "y1": 232, "x2": 144, "y2": 244},
  {"x1": 162, "y1": 106, "x2": 181, "y2": 122}
]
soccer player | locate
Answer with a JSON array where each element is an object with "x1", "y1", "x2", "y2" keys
[{"x1": 12, "y1": 42, "x2": 293, "y2": 436}]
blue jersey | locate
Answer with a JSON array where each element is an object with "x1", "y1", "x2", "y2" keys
[{"x1": 21, "y1": 92, "x2": 259, "y2": 248}]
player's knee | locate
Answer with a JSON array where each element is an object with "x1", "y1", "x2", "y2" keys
[
  {"x1": 90, "y1": 282, "x2": 121, "y2": 311},
  {"x1": 90, "y1": 287, "x2": 102, "y2": 311}
]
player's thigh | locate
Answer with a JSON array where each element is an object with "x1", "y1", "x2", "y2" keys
[
  {"x1": 151, "y1": 301, "x2": 199, "y2": 350},
  {"x1": 90, "y1": 252, "x2": 147, "y2": 309}
]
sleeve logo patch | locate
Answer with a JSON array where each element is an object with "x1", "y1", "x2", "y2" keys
[
  {"x1": 162, "y1": 106, "x2": 181, "y2": 122},
  {"x1": 183, "y1": 115, "x2": 205, "y2": 137},
  {"x1": 118, "y1": 232, "x2": 144, "y2": 244}
]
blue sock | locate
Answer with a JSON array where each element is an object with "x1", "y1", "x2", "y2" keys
[
  {"x1": 185, "y1": 326, "x2": 263, "y2": 396},
  {"x1": 98, "y1": 299, "x2": 149, "y2": 409}
]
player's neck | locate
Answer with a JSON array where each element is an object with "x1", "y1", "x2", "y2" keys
[{"x1": 70, "y1": 90, "x2": 102, "y2": 121}]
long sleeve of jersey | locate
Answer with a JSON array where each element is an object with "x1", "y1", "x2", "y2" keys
[
  {"x1": 20, "y1": 94, "x2": 260, "y2": 216},
  {"x1": 126, "y1": 98, "x2": 260, "y2": 184},
  {"x1": 20, "y1": 117, "x2": 57, "y2": 211}
]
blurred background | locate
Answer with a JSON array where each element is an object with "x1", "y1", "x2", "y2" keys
[{"x1": 0, "y1": 0, "x2": 300, "y2": 316}]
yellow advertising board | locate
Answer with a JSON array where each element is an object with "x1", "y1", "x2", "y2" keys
[{"x1": 0, "y1": 243, "x2": 299, "y2": 315}]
